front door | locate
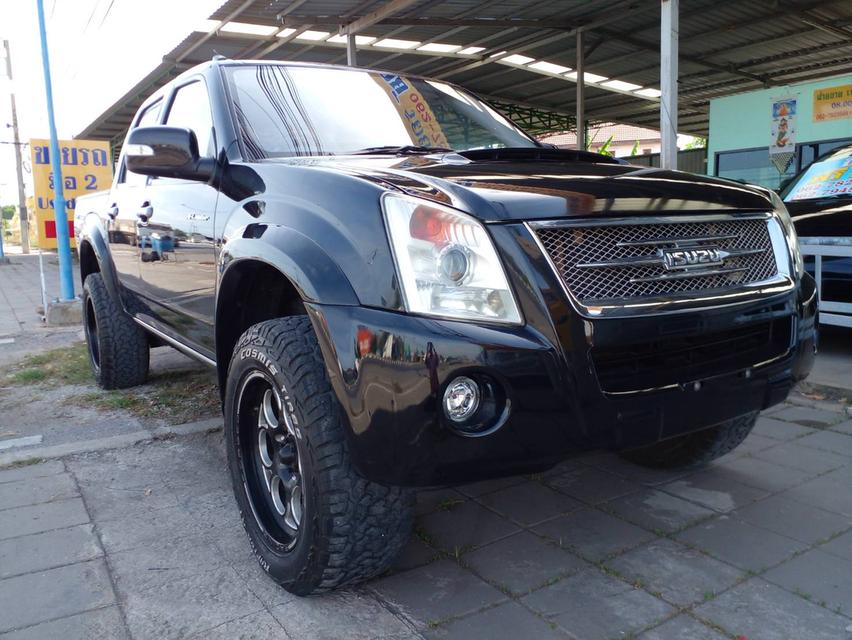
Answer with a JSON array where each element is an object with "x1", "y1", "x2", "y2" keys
[
  {"x1": 137, "y1": 78, "x2": 218, "y2": 355},
  {"x1": 106, "y1": 98, "x2": 162, "y2": 295}
]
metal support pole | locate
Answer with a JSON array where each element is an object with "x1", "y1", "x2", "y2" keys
[
  {"x1": 346, "y1": 33, "x2": 357, "y2": 66},
  {"x1": 576, "y1": 31, "x2": 585, "y2": 151},
  {"x1": 660, "y1": 0, "x2": 679, "y2": 170},
  {"x1": 36, "y1": 0, "x2": 75, "y2": 300},
  {"x1": 0, "y1": 202, "x2": 6, "y2": 260},
  {"x1": 4, "y1": 39, "x2": 30, "y2": 254}
]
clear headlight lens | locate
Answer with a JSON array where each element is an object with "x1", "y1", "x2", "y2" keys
[
  {"x1": 770, "y1": 191, "x2": 804, "y2": 277},
  {"x1": 383, "y1": 193, "x2": 522, "y2": 324}
]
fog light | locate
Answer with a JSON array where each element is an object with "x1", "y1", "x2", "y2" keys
[{"x1": 443, "y1": 376, "x2": 480, "y2": 422}]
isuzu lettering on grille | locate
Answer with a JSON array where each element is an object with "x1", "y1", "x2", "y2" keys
[{"x1": 661, "y1": 247, "x2": 725, "y2": 271}]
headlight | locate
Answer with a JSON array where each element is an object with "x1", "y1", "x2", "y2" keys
[
  {"x1": 770, "y1": 191, "x2": 804, "y2": 277},
  {"x1": 382, "y1": 192, "x2": 522, "y2": 324}
]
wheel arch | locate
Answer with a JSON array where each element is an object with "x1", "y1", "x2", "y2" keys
[
  {"x1": 77, "y1": 214, "x2": 122, "y2": 303},
  {"x1": 215, "y1": 231, "x2": 359, "y2": 394}
]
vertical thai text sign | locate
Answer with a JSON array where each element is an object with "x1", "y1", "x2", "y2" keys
[
  {"x1": 29, "y1": 139, "x2": 112, "y2": 249},
  {"x1": 769, "y1": 95, "x2": 797, "y2": 174}
]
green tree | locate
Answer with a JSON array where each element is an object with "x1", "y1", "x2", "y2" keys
[{"x1": 1, "y1": 205, "x2": 15, "y2": 221}]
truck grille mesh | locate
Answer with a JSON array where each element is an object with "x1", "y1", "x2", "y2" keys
[{"x1": 535, "y1": 218, "x2": 778, "y2": 303}]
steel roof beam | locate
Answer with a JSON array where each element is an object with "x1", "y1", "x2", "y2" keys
[
  {"x1": 339, "y1": 0, "x2": 422, "y2": 35},
  {"x1": 174, "y1": 0, "x2": 256, "y2": 64},
  {"x1": 286, "y1": 16, "x2": 586, "y2": 30}
]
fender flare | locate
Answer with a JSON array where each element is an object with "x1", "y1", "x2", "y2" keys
[
  {"x1": 78, "y1": 213, "x2": 123, "y2": 305},
  {"x1": 217, "y1": 224, "x2": 360, "y2": 306}
]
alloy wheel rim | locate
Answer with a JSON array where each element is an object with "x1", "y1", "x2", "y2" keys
[{"x1": 237, "y1": 372, "x2": 304, "y2": 548}]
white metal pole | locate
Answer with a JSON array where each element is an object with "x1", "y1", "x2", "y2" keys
[
  {"x1": 346, "y1": 33, "x2": 357, "y2": 66},
  {"x1": 660, "y1": 0, "x2": 679, "y2": 170},
  {"x1": 576, "y1": 31, "x2": 585, "y2": 151},
  {"x1": 38, "y1": 247, "x2": 48, "y2": 318}
]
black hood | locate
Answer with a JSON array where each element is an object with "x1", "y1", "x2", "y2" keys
[{"x1": 267, "y1": 150, "x2": 775, "y2": 222}]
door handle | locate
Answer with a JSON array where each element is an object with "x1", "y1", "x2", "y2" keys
[
  {"x1": 107, "y1": 203, "x2": 118, "y2": 220},
  {"x1": 137, "y1": 202, "x2": 153, "y2": 223}
]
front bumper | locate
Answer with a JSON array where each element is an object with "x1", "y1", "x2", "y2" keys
[{"x1": 307, "y1": 234, "x2": 817, "y2": 487}]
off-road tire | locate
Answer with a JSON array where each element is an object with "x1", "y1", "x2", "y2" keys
[
  {"x1": 224, "y1": 316, "x2": 414, "y2": 596},
  {"x1": 82, "y1": 273, "x2": 149, "y2": 389},
  {"x1": 619, "y1": 412, "x2": 758, "y2": 469}
]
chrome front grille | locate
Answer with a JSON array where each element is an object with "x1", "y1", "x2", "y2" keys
[{"x1": 534, "y1": 216, "x2": 779, "y2": 304}]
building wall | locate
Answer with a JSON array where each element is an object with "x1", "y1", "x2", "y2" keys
[{"x1": 707, "y1": 73, "x2": 852, "y2": 187}]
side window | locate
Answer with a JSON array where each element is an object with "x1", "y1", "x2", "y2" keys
[
  {"x1": 165, "y1": 80, "x2": 215, "y2": 159},
  {"x1": 120, "y1": 100, "x2": 162, "y2": 186}
]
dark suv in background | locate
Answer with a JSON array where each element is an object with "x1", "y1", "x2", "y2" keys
[{"x1": 75, "y1": 59, "x2": 816, "y2": 595}]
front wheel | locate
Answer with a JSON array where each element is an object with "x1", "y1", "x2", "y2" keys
[
  {"x1": 619, "y1": 412, "x2": 758, "y2": 469},
  {"x1": 224, "y1": 316, "x2": 414, "y2": 595}
]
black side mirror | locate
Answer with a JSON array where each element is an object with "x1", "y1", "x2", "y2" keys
[{"x1": 125, "y1": 126, "x2": 216, "y2": 182}]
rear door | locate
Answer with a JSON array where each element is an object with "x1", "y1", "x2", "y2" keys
[{"x1": 136, "y1": 78, "x2": 219, "y2": 355}]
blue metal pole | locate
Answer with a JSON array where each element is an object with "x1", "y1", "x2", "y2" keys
[{"x1": 36, "y1": 0, "x2": 74, "y2": 300}]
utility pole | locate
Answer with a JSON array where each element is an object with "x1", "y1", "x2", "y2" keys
[
  {"x1": 36, "y1": 0, "x2": 75, "y2": 300},
  {"x1": 4, "y1": 39, "x2": 30, "y2": 253}
]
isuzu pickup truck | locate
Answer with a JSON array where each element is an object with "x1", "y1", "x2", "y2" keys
[{"x1": 75, "y1": 58, "x2": 817, "y2": 595}]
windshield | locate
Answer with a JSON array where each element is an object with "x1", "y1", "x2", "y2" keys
[
  {"x1": 782, "y1": 146, "x2": 852, "y2": 201},
  {"x1": 223, "y1": 64, "x2": 537, "y2": 159}
]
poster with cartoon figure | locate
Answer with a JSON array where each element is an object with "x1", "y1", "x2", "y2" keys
[{"x1": 769, "y1": 96, "x2": 797, "y2": 173}]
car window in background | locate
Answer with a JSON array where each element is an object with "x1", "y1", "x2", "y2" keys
[
  {"x1": 165, "y1": 80, "x2": 215, "y2": 158},
  {"x1": 224, "y1": 64, "x2": 537, "y2": 159},
  {"x1": 782, "y1": 146, "x2": 852, "y2": 201}
]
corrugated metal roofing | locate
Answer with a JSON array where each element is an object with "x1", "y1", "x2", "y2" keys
[{"x1": 78, "y1": 0, "x2": 852, "y2": 145}]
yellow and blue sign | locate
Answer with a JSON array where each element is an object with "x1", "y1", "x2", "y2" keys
[{"x1": 30, "y1": 138, "x2": 112, "y2": 249}]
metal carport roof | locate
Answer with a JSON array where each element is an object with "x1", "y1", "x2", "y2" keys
[{"x1": 77, "y1": 0, "x2": 852, "y2": 148}]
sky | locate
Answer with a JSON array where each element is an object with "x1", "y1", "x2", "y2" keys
[{"x1": 0, "y1": 0, "x2": 223, "y2": 203}]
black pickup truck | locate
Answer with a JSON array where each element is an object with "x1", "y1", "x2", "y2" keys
[{"x1": 75, "y1": 59, "x2": 816, "y2": 595}]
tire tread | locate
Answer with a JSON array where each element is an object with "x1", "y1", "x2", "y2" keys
[
  {"x1": 619, "y1": 412, "x2": 758, "y2": 469},
  {"x1": 83, "y1": 273, "x2": 149, "y2": 389},
  {"x1": 229, "y1": 317, "x2": 413, "y2": 594}
]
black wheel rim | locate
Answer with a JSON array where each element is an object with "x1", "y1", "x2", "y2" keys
[
  {"x1": 84, "y1": 297, "x2": 100, "y2": 371},
  {"x1": 236, "y1": 371, "x2": 304, "y2": 549}
]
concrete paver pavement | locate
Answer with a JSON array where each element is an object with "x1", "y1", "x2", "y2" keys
[{"x1": 0, "y1": 402, "x2": 850, "y2": 639}]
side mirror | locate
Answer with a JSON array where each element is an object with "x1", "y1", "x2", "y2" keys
[{"x1": 125, "y1": 126, "x2": 216, "y2": 182}]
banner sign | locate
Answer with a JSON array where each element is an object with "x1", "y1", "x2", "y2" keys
[
  {"x1": 374, "y1": 74, "x2": 450, "y2": 149},
  {"x1": 30, "y1": 139, "x2": 112, "y2": 249},
  {"x1": 785, "y1": 154, "x2": 852, "y2": 201},
  {"x1": 769, "y1": 96, "x2": 797, "y2": 174},
  {"x1": 813, "y1": 83, "x2": 852, "y2": 123}
]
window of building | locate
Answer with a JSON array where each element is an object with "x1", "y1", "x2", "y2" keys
[
  {"x1": 716, "y1": 137, "x2": 852, "y2": 190},
  {"x1": 715, "y1": 147, "x2": 795, "y2": 189}
]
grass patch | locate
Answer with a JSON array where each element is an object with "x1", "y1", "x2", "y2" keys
[
  {"x1": 2, "y1": 457, "x2": 46, "y2": 470},
  {"x1": 69, "y1": 368, "x2": 220, "y2": 425},
  {"x1": 10, "y1": 368, "x2": 48, "y2": 384},
  {"x1": 4, "y1": 341, "x2": 219, "y2": 425},
  {"x1": 4, "y1": 342, "x2": 92, "y2": 387}
]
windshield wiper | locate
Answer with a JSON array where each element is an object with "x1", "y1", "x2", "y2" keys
[{"x1": 348, "y1": 145, "x2": 455, "y2": 156}]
